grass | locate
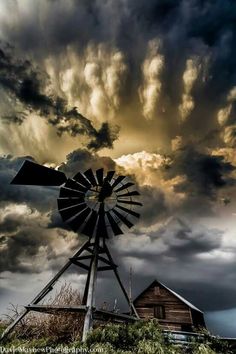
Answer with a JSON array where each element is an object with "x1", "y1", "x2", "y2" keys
[{"x1": 0, "y1": 319, "x2": 234, "y2": 354}]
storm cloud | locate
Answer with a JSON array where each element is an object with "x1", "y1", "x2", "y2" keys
[
  {"x1": 163, "y1": 145, "x2": 234, "y2": 199},
  {"x1": 1, "y1": 0, "x2": 236, "y2": 337},
  {"x1": 1, "y1": 0, "x2": 236, "y2": 160}
]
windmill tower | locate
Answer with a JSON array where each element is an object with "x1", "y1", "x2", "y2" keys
[{"x1": 1, "y1": 160, "x2": 142, "y2": 341}]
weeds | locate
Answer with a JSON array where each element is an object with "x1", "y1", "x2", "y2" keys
[{"x1": 4, "y1": 283, "x2": 84, "y2": 343}]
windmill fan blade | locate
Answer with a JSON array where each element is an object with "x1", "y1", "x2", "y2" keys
[
  {"x1": 59, "y1": 203, "x2": 87, "y2": 221},
  {"x1": 117, "y1": 191, "x2": 140, "y2": 198},
  {"x1": 65, "y1": 179, "x2": 87, "y2": 193},
  {"x1": 105, "y1": 170, "x2": 115, "y2": 182},
  {"x1": 107, "y1": 211, "x2": 123, "y2": 236},
  {"x1": 117, "y1": 200, "x2": 143, "y2": 206},
  {"x1": 11, "y1": 160, "x2": 67, "y2": 186},
  {"x1": 56, "y1": 168, "x2": 142, "y2": 235},
  {"x1": 69, "y1": 207, "x2": 91, "y2": 232},
  {"x1": 115, "y1": 205, "x2": 140, "y2": 218},
  {"x1": 84, "y1": 169, "x2": 97, "y2": 186},
  {"x1": 96, "y1": 203, "x2": 108, "y2": 238},
  {"x1": 81, "y1": 210, "x2": 98, "y2": 237},
  {"x1": 59, "y1": 187, "x2": 84, "y2": 198},
  {"x1": 114, "y1": 182, "x2": 134, "y2": 193},
  {"x1": 73, "y1": 172, "x2": 91, "y2": 188},
  {"x1": 111, "y1": 175, "x2": 126, "y2": 189},
  {"x1": 112, "y1": 209, "x2": 134, "y2": 228},
  {"x1": 57, "y1": 198, "x2": 85, "y2": 210},
  {"x1": 96, "y1": 168, "x2": 104, "y2": 186}
]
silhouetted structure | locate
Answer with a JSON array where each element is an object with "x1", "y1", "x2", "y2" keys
[{"x1": 2, "y1": 160, "x2": 142, "y2": 341}]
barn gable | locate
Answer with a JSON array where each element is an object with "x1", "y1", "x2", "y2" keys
[{"x1": 134, "y1": 279, "x2": 206, "y2": 332}]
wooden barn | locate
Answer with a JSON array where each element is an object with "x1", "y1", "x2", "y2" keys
[{"x1": 134, "y1": 280, "x2": 206, "y2": 332}]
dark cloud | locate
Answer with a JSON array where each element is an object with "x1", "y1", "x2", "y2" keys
[
  {"x1": 0, "y1": 227, "x2": 49, "y2": 273},
  {"x1": 50, "y1": 107, "x2": 119, "y2": 151},
  {"x1": 58, "y1": 148, "x2": 116, "y2": 177},
  {"x1": 163, "y1": 145, "x2": 234, "y2": 199},
  {"x1": 0, "y1": 219, "x2": 79, "y2": 274},
  {"x1": 178, "y1": 282, "x2": 236, "y2": 312},
  {"x1": 110, "y1": 218, "x2": 236, "y2": 313},
  {"x1": 137, "y1": 185, "x2": 167, "y2": 226},
  {"x1": 86, "y1": 122, "x2": 119, "y2": 151},
  {"x1": 0, "y1": 155, "x2": 62, "y2": 273},
  {"x1": 85, "y1": 216, "x2": 236, "y2": 322},
  {"x1": 0, "y1": 45, "x2": 118, "y2": 151},
  {"x1": 0, "y1": 197, "x2": 80, "y2": 274},
  {"x1": 117, "y1": 217, "x2": 222, "y2": 260},
  {"x1": 160, "y1": 218, "x2": 222, "y2": 258}
]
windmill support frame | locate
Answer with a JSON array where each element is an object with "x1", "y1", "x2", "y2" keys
[{"x1": 1, "y1": 237, "x2": 139, "y2": 342}]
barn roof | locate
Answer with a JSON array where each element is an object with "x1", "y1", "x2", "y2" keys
[{"x1": 134, "y1": 279, "x2": 203, "y2": 314}]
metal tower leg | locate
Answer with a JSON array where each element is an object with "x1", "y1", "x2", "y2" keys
[
  {"x1": 1, "y1": 240, "x2": 90, "y2": 341},
  {"x1": 103, "y1": 243, "x2": 139, "y2": 318},
  {"x1": 82, "y1": 235, "x2": 100, "y2": 341},
  {"x1": 82, "y1": 259, "x2": 93, "y2": 305},
  {"x1": 1, "y1": 237, "x2": 139, "y2": 343}
]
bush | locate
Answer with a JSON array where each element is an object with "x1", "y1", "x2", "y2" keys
[
  {"x1": 86, "y1": 320, "x2": 181, "y2": 353},
  {"x1": 85, "y1": 321, "x2": 235, "y2": 354},
  {"x1": 4, "y1": 283, "x2": 84, "y2": 343}
]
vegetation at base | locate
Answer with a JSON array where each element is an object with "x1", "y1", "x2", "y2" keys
[
  {"x1": 0, "y1": 284, "x2": 234, "y2": 353},
  {"x1": 2, "y1": 283, "x2": 84, "y2": 343},
  {"x1": 85, "y1": 320, "x2": 234, "y2": 354},
  {"x1": 1, "y1": 319, "x2": 235, "y2": 354}
]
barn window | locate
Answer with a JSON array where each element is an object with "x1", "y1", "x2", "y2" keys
[{"x1": 153, "y1": 305, "x2": 165, "y2": 319}]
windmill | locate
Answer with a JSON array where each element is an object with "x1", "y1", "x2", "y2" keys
[{"x1": 1, "y1": 160, "x2": 142, "y2": 341}]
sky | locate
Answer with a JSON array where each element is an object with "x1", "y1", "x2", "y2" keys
[{"x1": 0, "y1": 0, "x2": 236, "y2": 337}]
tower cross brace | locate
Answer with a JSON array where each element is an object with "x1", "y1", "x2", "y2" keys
[{"x1": 1, "y1": 235, "x2": 139, "y2": 342}]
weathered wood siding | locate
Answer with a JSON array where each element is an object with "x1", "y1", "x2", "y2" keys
[{"x1": 134, "y1": 283, "x2": 194, "y2": 331}]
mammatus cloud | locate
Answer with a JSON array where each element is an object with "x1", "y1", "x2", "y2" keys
[
  {"x1": 139, "y1": 40, "x2": 164, "y2": 120},
  {"x1": 1, "y1": 0, "x2": 236, "y2": 159},
  {"x1": 217, "y1": 87, "x2": 236, "y2": 127},
  {"x1": 217, "y1": 87, "x2": 236, "y2": 149},
  {"x1": 83, "y1": 45, "x2": 128, "y2": 120},
  {"x1": 0, "y1": 45, "x2": 119, "y2": 151},
  {"x1": 179, "y1": 58, "x2": 201, "y2": 122}
]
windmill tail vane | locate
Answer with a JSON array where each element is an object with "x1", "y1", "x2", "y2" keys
[{"x1": 1, "y1": 159, "x2": 142, "y2": 342}]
